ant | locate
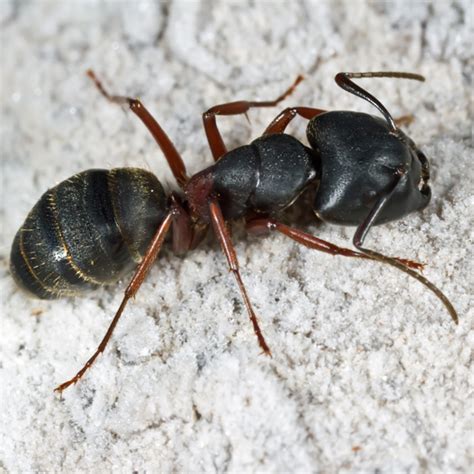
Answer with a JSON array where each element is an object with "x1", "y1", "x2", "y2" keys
[{"x1": 9, "y1": 70, "x2": 458, "y2": 393}]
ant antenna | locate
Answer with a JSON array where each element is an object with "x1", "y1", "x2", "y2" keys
[{"x1": 335, "y1": 72, "x2": 425, "y2": 131}]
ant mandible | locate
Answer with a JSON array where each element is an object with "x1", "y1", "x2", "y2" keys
[{"x1": 9, "y1": 70, "x2": 458, "y2": 393}]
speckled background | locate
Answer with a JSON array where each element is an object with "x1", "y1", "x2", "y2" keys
[{"x1": 1, "y1": 1, "x2": 472, "y2": 472}]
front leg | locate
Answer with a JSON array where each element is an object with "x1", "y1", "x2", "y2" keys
[
  {"x1": 246, "y1": 217, "x2": 424, "y2": 270},
  {"x1": 264, "y1": 107, "x2": 326, "y2": 135}
]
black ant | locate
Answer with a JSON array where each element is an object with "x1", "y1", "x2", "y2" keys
[{"x1": 9, "y1": 70, "x2": 458, "y2": 393}]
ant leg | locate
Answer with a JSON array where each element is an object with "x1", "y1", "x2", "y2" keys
[
  {"x1": 87, "y1": 70, "x2": 188, "y2": 188},
  {"x1": 264, "y1": 107, "x2": 326, "y2": 135},
  {"x1": 209, "y1": 199, "x2": 271, "y2": 355},
  {"x1": 263, "y1": 105, "x2": 416, "y2": 137},
  {"x1": 54, "y1": 212, "x2": 174, "y2": 393},
  {"x1": 169, "y1": 193, "x2": 193, "y2": 254},
  {"x1": 335, "y1": 72, "x2": 425, "y2": 131},
  {"x1": 246, "y1": 217, "x2": 424, "y2": 270},
  {"x1": 394, "y1": 114, "x2": 415, "y2": 127},
  {"x1": 353, "y1": 173, "x2": 458, "y2": 324},
  {"x1": 203, "y1": 75, "x2": 304, "y2": 161},
  {"x1": 168, "y1": 192, "x2": 208, "y2": 252}
]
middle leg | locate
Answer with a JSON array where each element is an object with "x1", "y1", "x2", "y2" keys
[
  {"x1": 209, "y1": 200, "x2": 271, "y2": 355},
  {"x1": 203, "y1": 76, "x2": 304, "y2": 161}
]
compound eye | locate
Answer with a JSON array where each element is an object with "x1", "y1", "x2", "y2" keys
[
  {"x1": 416, "y1": 167, "x2": 425, "y2": 192},
  {"x1": 415, "y1": 149, "x2": 430, "y2": 186},
  {"x1": 407, "y1": 147, "x2": 429, "y2": 195},
  {"x1": 409, "y1": 150, "x2": 431, "y2": 206}
]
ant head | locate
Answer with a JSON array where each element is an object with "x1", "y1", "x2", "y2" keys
[
  {"x1": 331, "y1": 72, "x2": 431, "y2": 222},
  {"x1": 308, "y1": 111, "x2": 431, "y2": 225}
]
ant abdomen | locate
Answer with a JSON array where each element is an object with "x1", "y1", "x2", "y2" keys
[{"x1": 10, "y1": 168, "x2": 167, "y2": 299}]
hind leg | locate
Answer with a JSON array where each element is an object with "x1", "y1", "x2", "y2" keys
[{"x1": 87, "y1": 70, "x2": 189, "y2": 188}]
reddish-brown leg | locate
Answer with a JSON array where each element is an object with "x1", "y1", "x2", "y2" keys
[
  {"x1": 54, "y1": 211, "x2": 174, "y2": 393},
  {"x1": 263, "y1": 106, "x2": 326, "y2": 135},
  {"x1": 246, "y1": 217, "x2": 424, "y2": 271},
  {"x1": 208, "y1": 200, "x2": 271, "y2": 355},
  {"x1": 169, "y1": 192, "x2": 208, "y2": 252},
  {"x1": 169, "y1": 193, "x2": 194, "y2": 254},
  {"x1": 262, "y1": 100, "x2": 413, "y2": 137},
  {"x1": 203, "y1": 76, "x2": 304, "y2": 161},
  {"x1": 87, "y1": 70, "x2": 188, "y2": 188},
  {"x1": 394, "y1": 114, "x2": 415, "y2": 128}
]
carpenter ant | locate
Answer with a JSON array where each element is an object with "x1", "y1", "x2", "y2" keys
[{"x1": 10, "y1": 70, "x2": 458, "y2": 393}]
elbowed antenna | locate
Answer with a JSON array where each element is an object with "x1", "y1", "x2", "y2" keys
[
  {"x1": 352, "y1": 171, "x2": 458, "y2": 325},
  {"x1": 335, "y1": 71, "x2": 425, "y2": 131}
]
